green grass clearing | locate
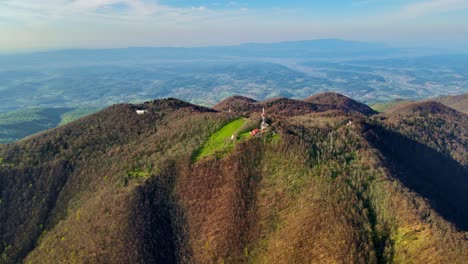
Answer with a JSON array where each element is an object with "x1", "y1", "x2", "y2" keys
[{"x1": 195, "y1": 118, "x2": 248, "y2": 161}]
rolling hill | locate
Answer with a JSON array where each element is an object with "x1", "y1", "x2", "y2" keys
[
  {"x1": 434, "y1": 94, "x2": 468, "y2": 114},
  {"x1": 0, "y1": 94, "x2": 467, "y2": 263},
  {"x1": 379, "y1": 101, "x2": 468, "y2": 166},
  {"x1": 305, "y1": 92, "x2": 377, "y2": 116},
  {"x1": 371, "y1": 93, "x2": 467, "y2": 114},
  {"x1": 214, "y1": 92, "x2": 376, "y2": 117}
]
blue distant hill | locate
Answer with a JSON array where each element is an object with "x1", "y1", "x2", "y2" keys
[{"x1": 0, "y1": 39, "x2": 402, "y2": 67}]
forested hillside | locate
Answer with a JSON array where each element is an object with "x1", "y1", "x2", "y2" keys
[{"x1": 0, "y1": 94, "x2": 466, "y2": 263}]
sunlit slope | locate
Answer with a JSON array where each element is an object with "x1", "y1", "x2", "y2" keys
[{"x1": 434, "y1": 93, "x2": 468, "y2": 114}]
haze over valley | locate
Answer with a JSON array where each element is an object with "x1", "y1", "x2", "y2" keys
[
  {"x1": 2, "y1": 41, "x2": 467, "y2": 113},
  {"x1": 1, "y1": 40, "x2": 467, "y2": 143}
]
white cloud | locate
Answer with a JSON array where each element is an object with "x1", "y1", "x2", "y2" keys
[
  {"x1": 0, "y1": 0, "x2": 263, "y2": 51},
  {"x1": 0, "y1": 0, "x2": 170, "y2": 22},
  {"x1": 191, "y1": 6, "x2": 207, "y2": 11},
  {"x1": 394, "y1": 0, "x2": 468, "y2": 19},
  {"x1": 68, "y1": 0, "x2": 160, "y2": 15}
]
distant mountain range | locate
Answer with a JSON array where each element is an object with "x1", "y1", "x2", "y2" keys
[
  {"x1": 0, "y1": 39, "x2": 466, "y2": 117},
  {"x1": 1, "y1": 92, "x2": 466, "y2": 263},
  {"x1": 0, "y1": 39, "x2": 402, "y2": 67}
]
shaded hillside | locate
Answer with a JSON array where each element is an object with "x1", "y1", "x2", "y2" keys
[
  {"x1": 363, "y1": 122, "x2": 468, "y2": 230},
  {"x1": 0, "y1": 96, "x2": 467, "y2": 263},
  {"x1": 434, "y1": 93, "x2": 468, "y2": 114},
  {"x1": 379, "y1": 101, "x2": 468, "y2": 166},
  {"x1": 305, "y1": 92, "x2": 377, "y2": 116}
]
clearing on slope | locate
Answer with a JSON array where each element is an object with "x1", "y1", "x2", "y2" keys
[{"x1": 194, "y1": 118, "x2": 248, "y2": 161}]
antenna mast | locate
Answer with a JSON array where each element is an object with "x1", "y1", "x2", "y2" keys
[{"x1": 261, "y1": 107, "x2": 268, "y2": 131}]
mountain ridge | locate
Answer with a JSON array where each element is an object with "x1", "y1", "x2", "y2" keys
[
  {"x1": 0, "y1": 93, "x2": 467, "y2": 263},
  {"x1": 433, "y1": 93, "x2": 468, "y2": 114},
  {"x1": 213, "y1": 92, "x2": 376, "y2": 117},
  {"x1": 382, "y1": 100, "x2": 461, "y2": 116},
  {"x1": 0, "y1": 39, "x2": 399, "y2": 59}
]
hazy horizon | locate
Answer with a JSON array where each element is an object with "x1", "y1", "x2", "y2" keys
[
  {"x1": 1, "y1": 0, "x2": 468, "y2": 53},
  {"x1": 1, "y1": 38, "x2": 468, "y2": 56}
]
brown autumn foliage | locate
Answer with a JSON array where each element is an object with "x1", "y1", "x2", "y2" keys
[
  {"x1": 214, "y1": 92, "x2": 377, "y2": 117},
  {"x1": 0, "y1": 95, "x2": 467, "y2": 264},
  {"x1": 305, "y1": 92, "x2": 377, "y2": 116}
]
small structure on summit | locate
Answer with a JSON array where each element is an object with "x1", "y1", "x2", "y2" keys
[
  {"x1": 136, "y1": 109, "x2": 148, "y2": 115},
  {"x1": 250, "y1": 128, "x2": 260, "y2": 137},
  {"x1": 261, "y1": 107, "x2": 269, "y2": 131},
  {"x1": 251, "y1": 108, "x2": 269, "y2": 137}
]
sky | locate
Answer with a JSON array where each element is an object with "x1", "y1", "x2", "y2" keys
[{"x1": 0, "y1": 0, "x2": 468, "y2": 52}]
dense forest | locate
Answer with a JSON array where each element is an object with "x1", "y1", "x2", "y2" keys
[{"x1": 0, "y1": 93, "x2": 467, "y2": 263}]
